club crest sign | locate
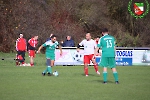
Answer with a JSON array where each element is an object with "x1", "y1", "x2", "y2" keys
[{"x1": 128, "y1": 0, "x2": 149, "y2": 19}]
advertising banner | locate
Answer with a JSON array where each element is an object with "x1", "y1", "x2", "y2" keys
[
  {"x1": 132, "y1": 50, "x2": 150, "y2": 65},
  {"x1": 115, "y1": 50, "x2": 132, "y2": 66},
  {"x1": 55, "y1": 49, "x2": 84, "y2": 65},
  {"x1": 95, "y1": 50, "x2": 133, "y2": 66},
  {"x1": 55, "y1": 49, "x2": 134, "y2": 66}
]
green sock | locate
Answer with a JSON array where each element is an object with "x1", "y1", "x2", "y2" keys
[
  {"x1": 103, "y1": 72, "x2": 107, "y2": 82},
  {"x1": 113, "y1": 72, "x2": 118, "y2": 81},
  {"x1": 47, "y1": 66, "x2": 52, "y2": 73},
  {"x1": 43, "y1": 67, "x2": 48, "y2": 73}
]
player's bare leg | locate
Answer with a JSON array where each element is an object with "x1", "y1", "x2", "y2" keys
[
  {"x1": 103, "y1": 67, "x2": 108, "y2": 84},
  {"x1": 111, "y1": 68, "x2": 119, "y2": 84},
  {"x1": 51, "y1": 60, "x2": 55, "y2": 67},
  {"x1": 15, "y1": 54, "x2": 19, "y2": 66},
  {"x1": 30, "y1": 57, "x2": 34, "y2": 66},
  {"x1": 111, "y1": 68, "x2": 117, "y2": 72},
  {"x1": 84, "y1": 63, "x2": 88, "y2": 76},
  {"x1": 92, "y1": 58, "x2": 100, "y2": 75}
]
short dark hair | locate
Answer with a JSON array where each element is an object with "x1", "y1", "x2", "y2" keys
[
  {"x1": 51, "y1": 35, "x2": 56, "y2": 39},
  {"x1": 96, "y1": 36, "x2": 100, "y2": 38},
  {"x1": 101, "y1": 28, "x2": 108, "y2": 33}
]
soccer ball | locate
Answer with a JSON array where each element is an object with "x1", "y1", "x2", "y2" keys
[
  {"x1": 53, "y1": 71, "x2": 59, "y2": 77},
  {"x1": 73, "y1": 52, "x2": 82, "y2": 61}
]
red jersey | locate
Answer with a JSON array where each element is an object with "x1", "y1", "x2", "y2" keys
[
  {"x1": 16, "y1": 38, "x2": 26, "y2": 51},
  {"x1": 95, "y1": 40, "x2": 99, "y2": 44},
  {"x1": 28, "y1": 38, "x2": 38, "y2": 50}
]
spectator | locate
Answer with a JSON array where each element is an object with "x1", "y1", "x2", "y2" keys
[
  {"x1": 15, "y1": 33, "x2": 27, "y2": 66},
  {"x1": 62, "y1": 36, "x2": 75, "y2": 47},
  {"x1": 46, "y1": 34, "x2": 53, "y2": 41},
  {"x1": 28, "y1": 36, "x2": 38, "y2": 66}
]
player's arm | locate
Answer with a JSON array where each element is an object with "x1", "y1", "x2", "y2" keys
[
  {"x1": 114, "y1": 40, "x2": 116, "y2": 57},
  {"x1": 94, "y1": 47, "x2": 100, "y2": 56},
  {"x1": 77, "y1": 40, "x2": 84, "y2": 52},
  {"x1": 25, "y1": 39, "x2": 27, "y2": 51},
  {"x1": 94, "y1": 39, "x2": 101, "y2": 56},
  {"x1": 37, "y1": 45, "x2": 44, "y2": 53},
  {"x1": 16, "y1": 39, "x2": 18, "y2": 51},
  {"x1": 115, "y1": 47, "x2": 116, "y2": 56},
  {"x1": 58, "y1": 45, "x2": 62, "y2": 56},
  {"x1": 77, "y1": 44, "x2": 82, "y2": 52}
]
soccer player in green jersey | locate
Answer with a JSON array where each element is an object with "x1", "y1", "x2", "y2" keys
[
  {"x1": 37, "y1": 35, "x2": 62, "y2": 76},
  {"x1": 95, "y1": 28, "x2": 119, "y2": 84}
]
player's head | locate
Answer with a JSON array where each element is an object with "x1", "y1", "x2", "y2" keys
[
  {"x1": 66, "y1": 36, "x2": 71, "y2": 40},
  {"x1": 101, "y1": 28, "x2": 109, "y2": 35},
  {"x1": 95, "y1": 36, "x2": 100, "y2": 41},
  {"x1": 51, "y1": 35, "x2": 57, "y2": 43},
  {"x1": 19, "y1": 33, "x2": 23, "y2": 38},
  {"x1": 86, "y1": 33, "x2": 91, "y2": 40},
  {"x1": 34, "y1": 36, "x2": 38, "y2": 40}
]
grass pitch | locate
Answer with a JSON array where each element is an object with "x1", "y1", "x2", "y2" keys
[{"x1": 0, "y1": 52, "x2": 150, "y2": 100}]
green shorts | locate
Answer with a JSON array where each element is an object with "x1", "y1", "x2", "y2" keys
[
  {"x1": 99, "y1": 57, "x2": 116, "y2": 68},
  {"x1": 46, "y1": 56, "x2": 55, "y2": 60}
]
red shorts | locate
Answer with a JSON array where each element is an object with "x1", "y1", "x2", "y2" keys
[
  {"x1": 29, "y1": 50, "x2": 35, "y2": 57},
  {"x1": 84, "y1": 54, "x2": 94, "y2": 64}
]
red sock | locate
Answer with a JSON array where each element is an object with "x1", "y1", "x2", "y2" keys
[
  {"x1": 30, "y1": 63, "x2": 34, "y2": 66},
  {"x1": 84, "y1": 67, "x2": 88, "y2": 75},
  {"x1": 16, "y1": 61, "x2": 19, "y2": 66},
  {"x1": 22, "y1": 62, "x2": 25, "y2": 64},
  {"x1": 94, "y1": 64, "x2": 98, "y2": 72}
]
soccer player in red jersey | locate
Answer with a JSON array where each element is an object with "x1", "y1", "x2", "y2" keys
[
  {"x1": 28, "y1": 36, "x2": 38, "y2": 66},
  {"x1": 94, "y1": 36, "x2": 100, "y2": 45},
  {"x1": 94, "y1": 36, "x2": 101, "y2": 56},
  {"x1": 16, "y1": 33, "x2": 27, "y2": 65},
  {"x1": 77, "y1": 33, "x2": 100, "y2": 76}
]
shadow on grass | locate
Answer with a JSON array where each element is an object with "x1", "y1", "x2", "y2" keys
[
  {"x1": 93, "y1": 80, "x2": 114, "y2": 83},
  {"x1": 81, "y1": 73, "x2": 100, "y2": 77}
]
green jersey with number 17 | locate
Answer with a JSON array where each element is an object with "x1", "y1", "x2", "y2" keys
[{"x1": 97, "y1": 34, "x2": 115, "y2": 57}]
